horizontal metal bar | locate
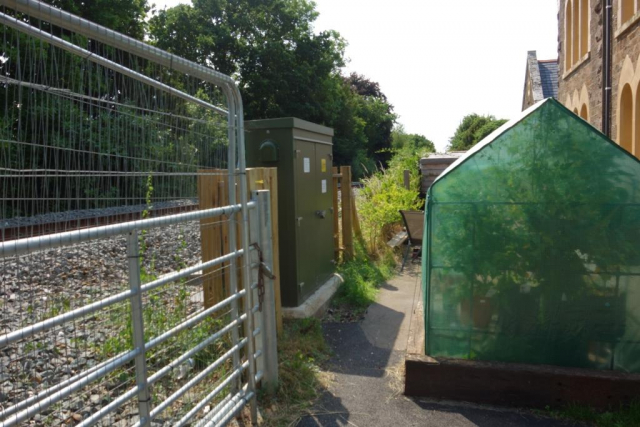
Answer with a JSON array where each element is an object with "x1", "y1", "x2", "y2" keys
[
  {"x1": 0, "y1": 347, "x2": 135, "y2": 420},
  {"x1": 0, "y1": 289, "x2": 131, "y2": 348},
  {"x1": 145, "y1": 289, "x2": 246, "y2": 351},
  {"x1": 144, "y1": 338, "x2": 249, "y2": 424},
  {"x1": 193, "y1": 367, "x2": 262, "y2": 427},
  {"x1": 0, "y1": 349, "x2": 139, "y2": 427},
  {"x1": 0, "y1": 12, "x2": 228, "y2": 116},
  {"x1": 5, "y1": 0, "x2": 238, "y2": 89},
  {"x1": 204, "y1": 390, "x2": 255, "y2": 427},
  {"x1": 174, "y1": 361, "x2": 249, "y2": 427},
  {"x1": 141, "y1": 250, "x2": 243, "y2": 294},
  {"x1": 0, "y1": 202, "x2": 252, "y2": 257},
  {"x1": 76, "y1": 386, "x2": 139, "y2": 427},
  {"x1": 148, "y1": 314, "x2": 247, "y2": 386},
  {"x1": 0, "y1": 250, "x2": 244, "y2": 349}
]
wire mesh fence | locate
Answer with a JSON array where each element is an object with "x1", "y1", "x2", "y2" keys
[{"x1": 0, "y1": 2, "x2": 269, "y2": 426}]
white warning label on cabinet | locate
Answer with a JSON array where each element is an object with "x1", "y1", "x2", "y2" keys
[
  {"x1": 321, "y1": 179, "x2": 327, "y2": 193},
  {"x1": 303, "y1": 157, "x2": 310, "y2": 173}
]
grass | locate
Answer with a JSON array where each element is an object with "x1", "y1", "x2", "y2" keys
[
  {"x1": 259, "y1": 318, "x2": 332, "y2": 427},
  {"x1": 539, "y1": 401, "x2": 640, "y2": 426},
  {"x1": 329, "y1": 243, "x2": 396, "y2": 319}
]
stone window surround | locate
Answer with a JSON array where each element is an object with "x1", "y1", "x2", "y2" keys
[
  {"x1": 563, "y1": 52, "x2": 591, "y2": 80},
  {"x1": 616, "y1": 6, "x2": 640, "y2": 38},
  {"x1": 564, "y1": 0, "x2": 591, "y2": 74}
]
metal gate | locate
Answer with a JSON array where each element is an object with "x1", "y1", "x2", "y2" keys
[{"x1": 0, "y1": 1, "x2": 277, "y2": 425}]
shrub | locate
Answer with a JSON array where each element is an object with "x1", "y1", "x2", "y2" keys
[{"x1": 358, "y1": 146, "x2": 427, "y2": 255}]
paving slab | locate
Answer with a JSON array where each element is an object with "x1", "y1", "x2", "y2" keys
[{"x1": 297, "y1": 264, "x2": 583, "y2": 427}]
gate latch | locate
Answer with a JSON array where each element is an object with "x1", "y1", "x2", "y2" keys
[
  {"x1": 250, "y1": 242, "x2": 276, "y2": 311},
  {"x1": 315, "y1": 210, "x2": 326, "y2": 219}
]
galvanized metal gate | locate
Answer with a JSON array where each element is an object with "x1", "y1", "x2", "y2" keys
[{"x1": 0, "y1": 1, "x2": 277, "y2": 425}]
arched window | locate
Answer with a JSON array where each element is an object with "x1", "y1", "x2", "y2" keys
[
  {"x1": 572, "y1": 0, "x2": 580, "y2": 65},
  {"x1": 566, "y1": 1, "x2": 573, "y2": 71},
  {"x1": 621, "y1": 0, "x2": 636, "y2": 24},
  {"x1": 564, "y1": 0, "x2": 590, "y2": 73},
  {"x1": 619, "y1": 84, "x2": 633, "y2": 154},
  {"x1": 573, "y1": 108, "x2": 579, "y2": 115},
  {"x1": 580, "y1": 104, "x2": 588, "y2": 120},
  {"x1": 580, "y1": 0, "x2": 588, "y2": 57}
]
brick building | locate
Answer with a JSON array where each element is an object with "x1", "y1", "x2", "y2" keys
[{"x1": 558, "y1": 0, "x2": 640, "y2": 158}]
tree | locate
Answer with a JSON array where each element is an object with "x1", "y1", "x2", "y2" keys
[
  {"x1": 391, "y1": 125, "x2": 435, "y2": 153},
  {"x1": 49, "y1": 0, "x2": 149, "y2": 39},
  {"x1": 149, "y1": 0, "x2": 396, "y2": 178},
  {"x1": 448, "y1": 114, "x2": 507, "y2": 151}
]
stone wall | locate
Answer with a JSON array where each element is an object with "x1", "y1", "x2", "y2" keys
[
  {"x1": 558, "y1": 0, "x2": 640, "y2": 146},
  {"x1": 611, "y1": 4, "x2": 640, "y2": 143},
  {"x1": 557, "y1": 0, "x2": 604, "y2": 132}
]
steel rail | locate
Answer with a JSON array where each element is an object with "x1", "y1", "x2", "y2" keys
[
  {"x1": 0, "y1": 250, "x2": 243, "y2": 348},
  {"x1": 0, "y1": 202, "x2": 254, "y2": 257},
  {"x1": 147, "y1": 314, "x2": 248, "y2": 386},
  {"x1": 193, "y1": 371, "x2": 263, "y2": 427},
  {"x1": 212, "y1": 392, "x2": 255, "y2": 427},
  {"x1": 0, "y1": 348, "x2": 138, "y2": 420},
  {"x1": 139, "y1": 338, "x2": 249, "y2": 425},
  {"x1": 174, "y1": 361, "x2": 248, "y2": 427},
  {"x1": 145, "y1": 289, "x2": 247, "y2": 351},
  {"x1": 0, "y1": 349, "x2": 140, "y2": 427},
  {"x1": 0, "y1": 290, "x2": 247, "y2": 424}
]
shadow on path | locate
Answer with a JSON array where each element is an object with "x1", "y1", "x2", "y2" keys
[{"x1": 297, "y1": 265, "x2": 581, "y2": 427}]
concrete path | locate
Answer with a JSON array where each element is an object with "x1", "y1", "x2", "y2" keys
[{"x1": 297, "y1": 265, "x2": 581, "y2": 427}]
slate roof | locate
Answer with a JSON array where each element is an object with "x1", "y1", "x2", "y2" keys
[{"x1": 538, "y1": 60, "x2": 559, "y2": 99}]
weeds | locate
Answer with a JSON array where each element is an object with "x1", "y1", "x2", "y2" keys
[
  {"x1": 329, "y1": 243, "x2": 395, "y2": 319},
  {"x1": 260, "y1": 318, "x2": 331, "y2": 427},
  {"x1": 539, "y1": 400, "x2": 640, "y2": 426}
]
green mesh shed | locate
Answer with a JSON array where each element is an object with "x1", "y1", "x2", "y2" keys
[{"x1": 422, "y1": 98, "x2": 640, "y2": 373}]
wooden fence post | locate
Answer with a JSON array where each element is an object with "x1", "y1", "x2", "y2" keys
[
  {"x1": 246, "y1": 168, "x2": 283, "y2": 335},
  {"x1": 340, "y1": 166, "x2": 354, "y2": 260},
  {"x1": 332, "y1": 166, "x2": 340, "y2": 260},
  {"x1": 199, "y1": 167, "x2": 282, "y2": 335},
  {"x1": 198, "y1": 169, "x2": 227, "y2": 308},
  {"x1": 351, "y1": 187, "x2": 362, "y2": 243}
]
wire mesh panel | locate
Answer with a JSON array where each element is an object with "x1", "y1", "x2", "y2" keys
[
  {"x1": 0, "y1": 2, "x2": 262, "y2": 426},
  {"x1": 423, "y1": 99, "x2": 640, "y2": 373}
]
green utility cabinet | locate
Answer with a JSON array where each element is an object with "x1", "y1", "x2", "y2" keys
[{"x1": 245, "y1": 118, "x2": 335, "y2": 307}]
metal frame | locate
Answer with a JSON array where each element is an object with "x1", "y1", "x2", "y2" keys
[{"x1": 0, "y1": 2, "x2": 278, "y2": 425}]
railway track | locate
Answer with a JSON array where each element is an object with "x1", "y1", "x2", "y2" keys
[{"x1": 1, "y1": 201, "x2": 199, "y2": 242}]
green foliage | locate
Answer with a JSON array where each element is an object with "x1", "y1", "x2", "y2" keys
[
  {"x1": 50, "y1": 0, "x2": 150, "y2": 39},
  {"x1": 448, "y1": 113, "x2": 507, "y2": 151},
  {"x1": 149, "y1": 0, "x2": 396, "y2": 179},
  {"x1": 260, "y1": 318, "x2": 331, "y2": 426},
  {"x1": 334, "y1": 243, "x2": 395, "y2": 310},
  {"x1": 358, "y1": 144, "x2": 428, "y2": 253},
  {"x1": 391, "y1": 125, "x2": 435, "y2": 153},
  {"x1": 541, "y1": 401, "x2": 640, "y2": 427}
]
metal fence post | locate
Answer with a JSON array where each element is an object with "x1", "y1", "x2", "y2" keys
[
  {"x1": 127, "y1": 231, "x2": 152, "y2": 425},
  {"x1": 255, "y1": 190, "x2": 279, "y2": 393}
]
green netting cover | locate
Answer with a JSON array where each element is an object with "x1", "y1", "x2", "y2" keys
[{"x1": 422, "y1": 99, "x2": 640, "y2": 372}]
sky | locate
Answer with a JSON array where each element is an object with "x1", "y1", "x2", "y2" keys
[{"x1": 152, "y1": 0, "x2": 559, "y2": 151}]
